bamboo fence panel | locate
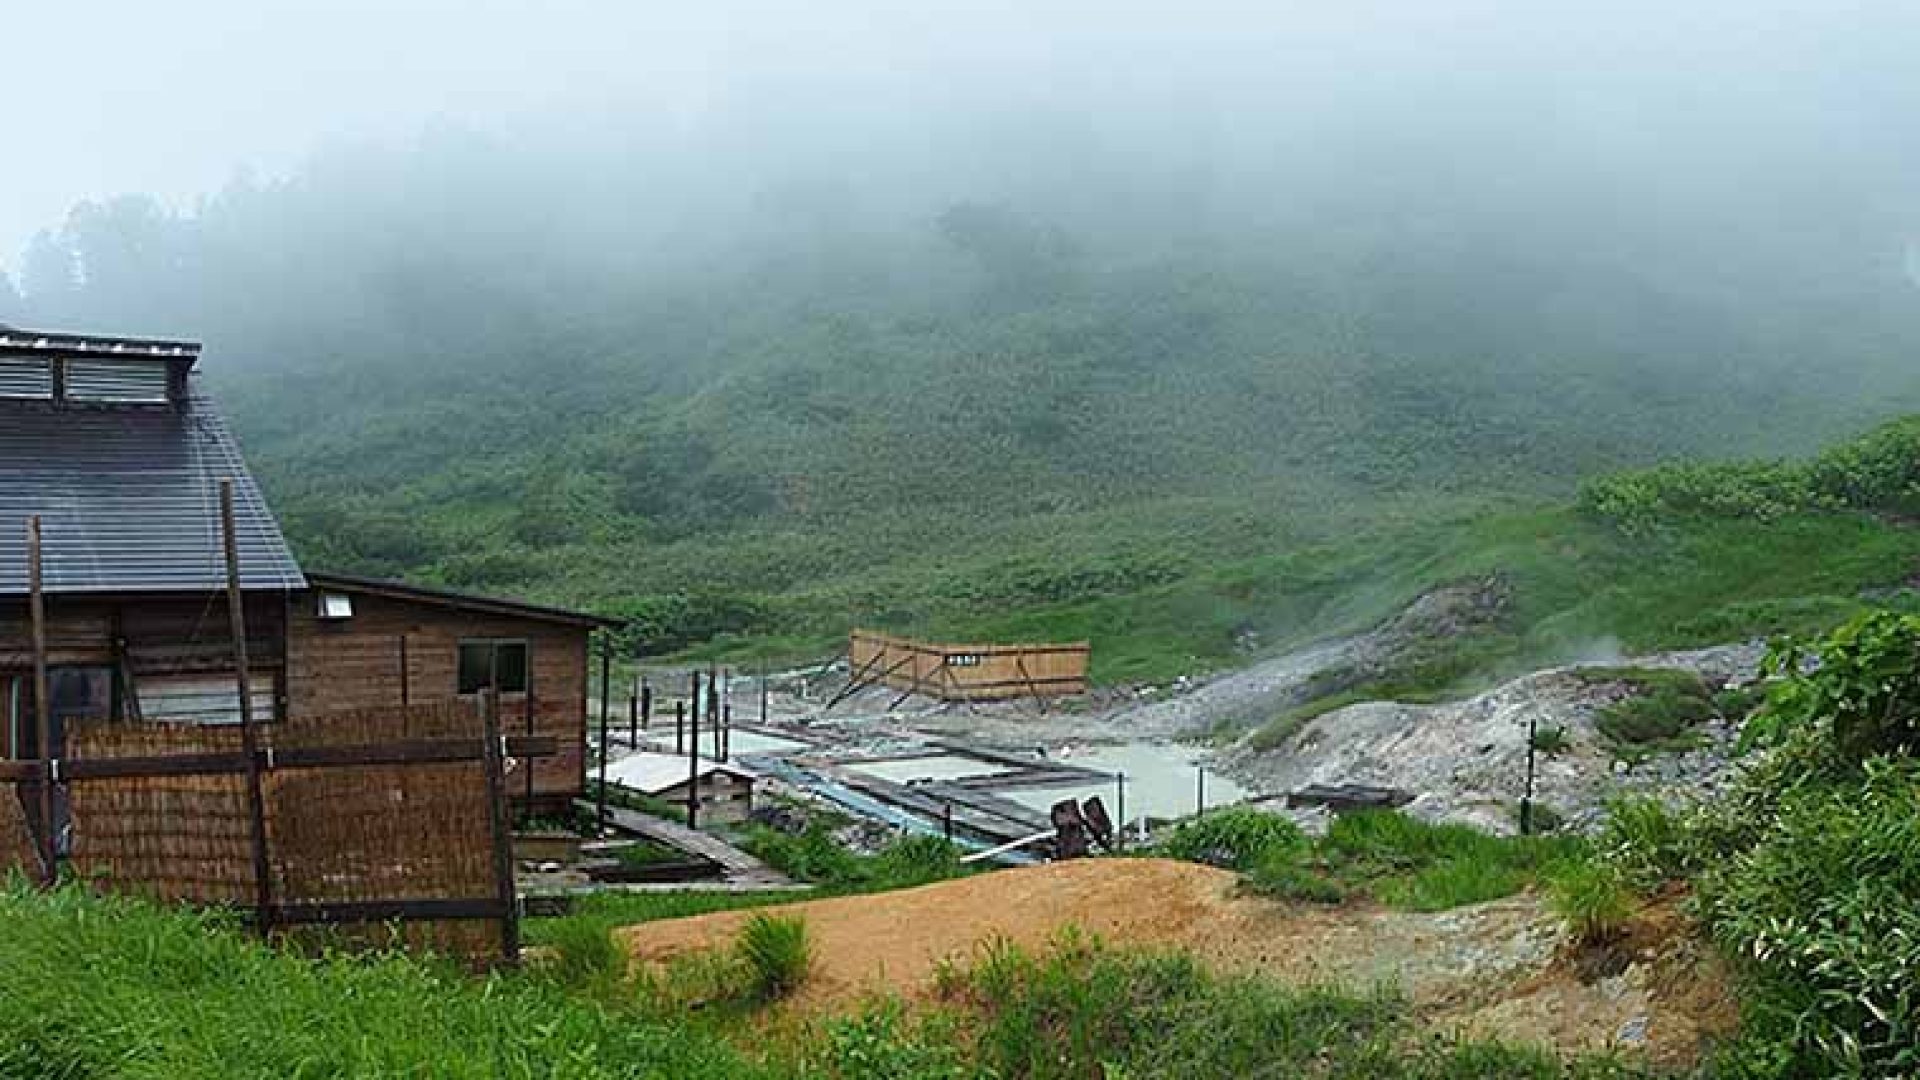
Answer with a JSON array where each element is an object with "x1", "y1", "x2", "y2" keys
[
  {"x1": 55, "y1": 699, "x2": 509, "y2": 962},
  {"x1": 0, "y1": 782, "x2": 37, "y2": 877},
  {"x1": 849, "y1": 630, "x2": 1090, "y2": 702},
  {"x1": 67, "y1": 722, "x2": 254, "y2": 905}
]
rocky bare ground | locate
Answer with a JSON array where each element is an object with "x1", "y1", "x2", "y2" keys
[{"x1": 1215, "y1": 643, "x2": 1765, "y2": 834}]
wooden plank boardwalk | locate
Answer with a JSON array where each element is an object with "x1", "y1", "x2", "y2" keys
[{"x1": 584, "y1": 800, "x2": 794, "y2": 887}]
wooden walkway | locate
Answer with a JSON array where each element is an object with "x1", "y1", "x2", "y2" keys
[{"x1": 587, "y1": 801, "x2": 793, "y2": 887}]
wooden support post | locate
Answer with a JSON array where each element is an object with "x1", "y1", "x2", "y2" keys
[
  {"x1": 477, "y1": 690, "x2": 521, "y2": 963},
  {"x1": 675, "y1": 700, "x2": 685, "y2": 756},
  {"x1": 641, "y1": 676, "x2": 652, "y2": 733},
  {"x1": 822, "y1": 649, "x2": 885, "y2": 710},
  {"x1": 522, "y1": 657, "x2": 536, "y2": 811},
  {"x1": 597, "y1": 646, "x2": 611, "y2": 837},
  {"x1": 1196, "y1": 766, "x2": 1207, "y2": 818},
  {"x1": 720, "y1": 701, "x2": 731, "y2": 762},
  {"x1": 1521, "y1": 714, "x2": 1538, "y2": 837},
  {"x1": 1014, "y1": 657, "x2": 1050, "y2": 715},
  {"x1": 397, "y1": 634, "x2": 411, "y2": 708},
  {"x1": 628, "y1": 675, "x2": 639, "y2": 748},
  {"x1": 890, "y1": 659, "x2": 945, "y2": 710},
  {"x1": 220, "y1": 481, "x2": 274, "y2": 932},
  {"x1": 942, "y1": 801, "x2": 953, "y2": 842},
  {"x1": 26, "y1": 516, "x2": 55, "y2": 886},
  {"x1": 686, "y1": 688, "x2": 701, "y2": 829}
]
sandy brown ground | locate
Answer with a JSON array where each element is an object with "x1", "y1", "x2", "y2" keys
[{"x1": 615, "y1": 858, "x2": 1735, "y2": 1069}]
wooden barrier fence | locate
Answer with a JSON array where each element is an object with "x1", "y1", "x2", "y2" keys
[
  {"x1": 846, "y1": 631, "x2": 1090, "y2": 704},
  {"x1": 0, "y1": 696, "x2": 549, "y2": 965}
]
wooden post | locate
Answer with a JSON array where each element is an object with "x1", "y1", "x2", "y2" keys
[
  {"x1": 397, "y1": 634, "x2": 411, "y2": 707},
  {"x1": 1195, "y1": 766, "x2": 1206, "y2": 818},
  {"x1": 686, "y1": 687, "x2": 701, "y2": 829},
  {"x1": 715, "y1": 701, "x2": 726, "y2": 762},
  {"x1": 477, "y1": 689, "x2": 521, "y2": 963},
  {"x1": 942, "y1": 801, "x2": 953, "y2": 842},
  {"x1": 597, "y1": 645, "x2": 611, "y2": 836},
  {"x1": 220, "y1": 480, "x2": 274, "y2": 932},
  {"x1": 760, "y1": 662, "x2": 769, "y2": 725},
  {"x1": 641, "y1": 676, "x2": 652, "y2": 733},
  {"x1": 1115, "y1": 771, "x2": 1127, "y2": 853},
  {"x1": 25, "y1": 516, "x2": 55, "y2": 886},
  {"x1": 1521, "y1": 714, "x2": 1538, "y2": 836},
  {"x1": 674, "y1": 700, "x2": 685, "y2": 756},
  {"x1": 522, "y1": 655, "x2": 536, "y2": 811},
  {"x1": 627, "y1": 675, "x2": 639, "y2": 748}
]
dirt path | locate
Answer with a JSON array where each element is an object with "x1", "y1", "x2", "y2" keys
[{"x1": 615, "y1": 859, "x2": 1734, "y2": 1068}]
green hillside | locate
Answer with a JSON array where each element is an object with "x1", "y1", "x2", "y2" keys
[{"x1": 12, "y1": 139, "x2": 1920, "y2": 680}]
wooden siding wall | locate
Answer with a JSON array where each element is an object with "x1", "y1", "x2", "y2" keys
[
  {"x1": 0, "y1": 595, "x2": 286, "y2": 674},
  {"x1": 849, "y1": 630, "x2": 1090, "y2": 702},
  {"x1": 285, "y1": 590, "x2": 588, "y2": 808}
]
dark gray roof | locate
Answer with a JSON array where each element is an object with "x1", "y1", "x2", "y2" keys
[{"x1": 0, "y1": 378, "x2": 306, "y2": 596}]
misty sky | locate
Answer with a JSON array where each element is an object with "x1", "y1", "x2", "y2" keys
[{"x1": 6, "y1": 1, "x2": 1919, "y2": 279}]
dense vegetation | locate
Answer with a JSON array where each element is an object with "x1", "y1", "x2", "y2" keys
[
  {"x1": 10, "y1": 120, "x2": 1920, "y2": 680},
  {"x1": 1594, "y1": 612, "x2": 1920, "y2": 1076}
]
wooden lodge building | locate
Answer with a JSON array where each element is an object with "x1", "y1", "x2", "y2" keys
[{"x1": 0, "y1": 326, "x2": 614, "y2": 824}]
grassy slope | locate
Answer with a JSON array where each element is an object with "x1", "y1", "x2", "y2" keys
[
  {"x1": 208, "y1": 244, "x2": 1920, "y2": 684},
  {"x1": 0, "y1": 884, "x2": 761, "y2": 1080}
]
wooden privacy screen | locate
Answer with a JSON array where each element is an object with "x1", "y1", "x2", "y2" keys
[
  {"x1": 0, "y1": 699, "x2": 541, "y2": 965},
  {"x1": 848, "y1": 631, "x2": 1090, "y2": 702}
]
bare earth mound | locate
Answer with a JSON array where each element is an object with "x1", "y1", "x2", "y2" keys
[{"x1": 615, "y1": 858, "x2": 1734, "y2": 1068}]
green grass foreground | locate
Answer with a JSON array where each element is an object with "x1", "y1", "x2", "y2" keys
[
  {"x1": 0, "y1": 882, "x2": 764, "y2": 1080},
  {"x1": 0, "y1": 881, "x2": 1652, "y2": 1080}
]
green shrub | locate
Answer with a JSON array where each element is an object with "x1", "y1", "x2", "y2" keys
[
  {"x1": 1586, "y1": 668, "x2": 1716, "y2": 759},
  {"x1": 1531, "y1": 725, "x2": 1571, "y2": 756},
  {"x1": 1156, "y1": 806, "x2": 1306, "y2": 871},
  {"x1": 1596, "y1": 796, "x2": 1691, "y2": 893},
  {"x1": 1744, "y1": 611, "x2": 1920, "y2": 766},
  {"x1": 869, "y1": 834, "x2": 969, "y2": 889},
  {"x1": 1695, "y1": 759, "x2": 1920, "y2": 1075},
  {"x1": 819, "y1": 1002, "x2": 971, "y2": 1080},
  {"x1": 1546, "y1": 860, "x2": 1634, "y2": 946},
  {"x1": 736, "y1": 914, "x2": 812, "y2": 1001}
]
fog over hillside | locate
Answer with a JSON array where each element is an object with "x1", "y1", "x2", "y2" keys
[{"x1": 5, "y1": 1, "x2": 1919, "y2": 655}]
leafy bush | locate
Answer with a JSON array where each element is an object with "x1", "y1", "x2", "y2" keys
[
  {"x1": 1531, "y1": 725, "x2": 1571, "y2": 756},
  {"x1": 819, "y1": 1002, "x2": 971, "y2": 1080},
  {"x1": 1744, "y1": 611, "x2": 1920, "y2": 766},
  {"x1": 1580, "y1": 415, "x2": 1920, "y2": 535},
  {"x1": 1695, "y1": 760, "x2": 1920, "y2": 1075},
  {"x1": 1155, "y1": 807, "x2": 1306, "y2": 871},
  {"x1": 1545, "y1": 860, "x2": 1634, "y2": 946},
  {"x1": 736, "y1": 914, "x2": 812, "y2": 1001}
]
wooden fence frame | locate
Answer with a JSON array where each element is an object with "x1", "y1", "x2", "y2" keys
[
  {"x1": 3, "y1": 710, "x2": 551, "y2": 964},
  {"x1": 842, "y1": 631, "x2": 1090, "y2": 707}
]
